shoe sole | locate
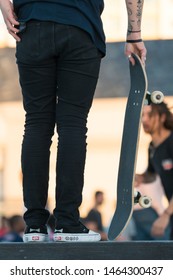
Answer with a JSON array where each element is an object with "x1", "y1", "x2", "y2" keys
[
  {"x1": 53, "y1": 232, "x2": 101, "y2": 242},
  {"x1": 23, "y1": 233, "x2": 49, "y2": 243}
]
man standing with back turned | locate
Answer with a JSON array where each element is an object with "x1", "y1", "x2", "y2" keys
[{"x1": 0, "y1": 0, "x2": 147, "y2": 242}]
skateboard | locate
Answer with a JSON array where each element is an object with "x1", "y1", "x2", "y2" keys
[{"x1": 108, "y1": 53, "x2": 164, "y2": 241}]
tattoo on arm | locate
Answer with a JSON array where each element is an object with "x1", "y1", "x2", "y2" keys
[
  {"x1": 137, "y1": 0, "x2": 143, "y2": 28},
  {"x1": 126, "y1": 0, "x2": 144, "y2": 34},
  {"x1": 127, "y1": 1, "x2": 133, "y2": 32},
  {"x1": 127, "y1": 4, "x2": 132, "y2": 16}
]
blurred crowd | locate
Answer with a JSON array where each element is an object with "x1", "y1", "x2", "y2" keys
[
  {"x1": 0, "y1": 215, "x2": 25, "y2": 242},
  {"x1": 0, "y1": 190, "x2": 108, "y2": 243},
  {"x1": 0, "y1": 185, "x2": 172, "y2": 242}
]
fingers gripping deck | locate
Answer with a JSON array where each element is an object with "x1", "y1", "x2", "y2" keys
[{"x1": 108, "y1": 54, "x2": 148, "y2": 240}]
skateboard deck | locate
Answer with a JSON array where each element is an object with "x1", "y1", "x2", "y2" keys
[{"x1": 108, "y1": 53, "x2": 148, "y2": 241}]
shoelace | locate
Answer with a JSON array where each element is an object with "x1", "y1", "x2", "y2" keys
[
  {"x1": 54, "y1": 229, "x2": 63, "y2": 233},
  {"x1": 29, "y1": 228, "x2": 41, "y2": 233}
]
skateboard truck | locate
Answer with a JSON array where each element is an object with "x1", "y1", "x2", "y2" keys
[
  {"x1": 144, "y1": 90, "x2": 164, "y2": 105},
  {"x1": 134, "y1": 190, "x2": 152, "y2": 208}
]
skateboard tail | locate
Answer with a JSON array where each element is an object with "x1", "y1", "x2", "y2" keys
[{"x1": 108, "y1": 206, "x2": 133, "y2": 240}]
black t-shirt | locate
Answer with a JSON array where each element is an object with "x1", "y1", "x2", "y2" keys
[
  {"x1": 147, "y1": 132, "x2": 173, "y2": 201},
  {"x1": 13, "y1": 0, "x2": 106, "y2": 56}
]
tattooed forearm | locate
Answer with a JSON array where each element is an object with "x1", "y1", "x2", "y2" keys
[
  {"x1": 125, "y1": 0, "x2": 144, "y2": 34},
  {"x1": 124, "y1": 0, "x2": 147, "y2": 63},
  {"x1": 137, "y1": 0, "x2": 143, "y2": 28}
]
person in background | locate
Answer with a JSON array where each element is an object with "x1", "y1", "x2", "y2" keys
[
  {"x1": 135, "y1": 102, "x2": 173, "y2": 239},
  {"x1": 0, "y1": 215, "x2": 25, "y2": 242},
  {"x1": 47, "y1": 214, "x2": 55, "y2": 241},
  {"x1": 85, "y1": 191, "x2": 107, "y2": 240},
  {"x1": 133, "y1": 176, "x2": 171, "y2": 240},
  {"x1": 0, "y1": 0, "x2": 147, "y2": 242},
  {"x1": 0, "y1": 216, "x2": 9, "y2": 237}
]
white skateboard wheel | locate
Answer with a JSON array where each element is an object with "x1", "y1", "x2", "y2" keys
[
  {"x1": 134, "y1": 190, "x2": 141, "y2": 204},
  {"x1": 139, "y1": 196, "x2": 152, "y2": 208},
  {"x1": 150, "y1": 91, "x2": 164, "y2": 104},
  {"x1": 144, "y1": 91, "x2": 151, "y2": 105},
  {"x1": 134, "y1": 190, "x2": 138, "y2": 197}
]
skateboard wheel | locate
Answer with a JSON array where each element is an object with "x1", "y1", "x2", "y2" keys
[
  {"x1": 134, "y1": 190, "x2": 138, "y2": 197},
  {"x1": 139, "y1": 196, "x2": 152, "y2": 208},
  {"x1": 144, "y1": 91, "x2": 151, "y2": 105},
  {"x1": 150, "y1": 91, "x2": 164, "y2": 104},
  {"x1": 134, "y1": 190, "x2": 141, "y2": 204}
]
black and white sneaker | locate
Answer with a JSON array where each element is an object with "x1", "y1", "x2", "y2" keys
[
  {"x1": 53, "y1": 222, "x2": 101, "y2": 242},
  {"x1": 23, "y1": 225, "x2": 49, "y2": 242}
]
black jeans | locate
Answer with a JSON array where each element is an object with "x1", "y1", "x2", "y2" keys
[{"x1": 16, "y1": 21, "x2": 101, "y2": 227}]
